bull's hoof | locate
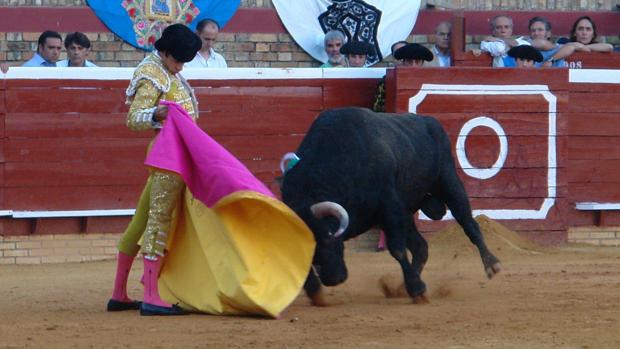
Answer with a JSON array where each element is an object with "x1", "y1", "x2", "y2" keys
[
  {"x1": 309, "y1": 290, "x2": 328, "y2": 307},
  {"x1": 411, "y1": 293, "x2": 430, "y2": 304},
  {"x1": 485, "y1": 262, "x2": 502, "y2": 279},
  {"x1": 378, "y1": 275, "x2": 408, "y2": 298}
]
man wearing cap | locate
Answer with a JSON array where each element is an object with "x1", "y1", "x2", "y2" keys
[
  {"x1": 372, "y1": 43, "x2": 433, "y2": 112},
  {"x1": 340, "y1": 40, "x2": 374, "y2": 67},
  {"x1": 507, "y1": 44, "x2": 543, "y2": 68},
  {"x1": 393, "y1": 43, "x2": 434, "y2": 67},
  {"x1": 107, "y1": 23, "x2": 202, "y2": 316}
]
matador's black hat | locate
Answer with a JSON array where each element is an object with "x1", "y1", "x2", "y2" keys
[
  {"x1": 393, "y1": 43, "x2": 433, "y2": 61},
  {"x1": 507, "y1": 45, "x2": 543, "y2": 63},
  {"x1": 155, "y1": 23, "x2": 202, "y2": 63},
  {"x1": 340, "y1": 41, "x2": 375, "y2": 56}
]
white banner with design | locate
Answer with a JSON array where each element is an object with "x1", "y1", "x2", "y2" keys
[{"x1": 272, "y1": 0, "x2": 421, "y2": 66}]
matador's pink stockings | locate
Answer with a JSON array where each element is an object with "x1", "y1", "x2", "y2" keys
[{"x1": 111, "y1": 251, "x2": 136, "y2": 302}]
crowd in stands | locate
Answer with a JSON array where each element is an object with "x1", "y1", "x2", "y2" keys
[{"x1": 0, "y1": 13, "x2": 616, "y2": 75}]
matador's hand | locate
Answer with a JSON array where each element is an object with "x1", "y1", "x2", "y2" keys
[{"x1": 153, "y1": 105, "x2": 169, "y2": 122}]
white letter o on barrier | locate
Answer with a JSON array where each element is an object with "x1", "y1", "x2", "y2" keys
[{"x1": 456, "y1": 116, "x2": 508, "y2": 180}]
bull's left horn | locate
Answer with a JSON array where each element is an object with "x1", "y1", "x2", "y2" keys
[{"x1": 310, "y1": 201, "x2": 349, "y2": 238}]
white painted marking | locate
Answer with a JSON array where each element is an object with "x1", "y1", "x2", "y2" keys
[
  {"x1": 1, "y1": 67, "x2": 387, "y2": 80},
  {"x1": 410, "y1": 84, "x2": 557, "y2": 220},
  {"x1": 575, "y1": 202, "x2": 620, "y2": 210},
  {"x1": 456, "y1": 116, "x2": 508, "y2": 179},
  {"x1": 569, "y1": 69, "x2": 620, "y2": 84},
  {"x1": 11, "y1": 209, "x2": 136, "y2": 218}
]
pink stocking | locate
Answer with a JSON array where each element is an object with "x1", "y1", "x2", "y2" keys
[
  {"x1": 111, "y1": 252, "x2": 136, "y2": 302},
  {"x1": 143, "y1": 257, "x2": 172, "y2": 308},
  {"x1": 376, "y1": 231, "x2": 386, "y2": 251}
]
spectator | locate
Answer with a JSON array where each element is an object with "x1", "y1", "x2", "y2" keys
[
  {"x1": 320, "y1": 30, "x2": 347, "y2": 68},
  {"x1": 526, "y1": 17, "x2": 566, "y2": 67},
  {"x1": 507, "y1": 45, "x2": 543, "y2": 68},
  {"x1": 1, "y1": 63, "x2": 8, "y2": 74},
  {"x1": 22, "y1": 30, "x2": 62, "y2": 67},
  {"x1": 340, "y1": 41, "x2": 374, "y2": 67},
  {"x1": 565, "y1": 16, "x2": 613, "y2": 52},
  {"x1": 185, "y1": 18, "x2": 227, "y2": 68},
  {"x1": 393, "y1": 43, "x2": 434, "y2": 67},
  {"x1": 57, "y1": 32, "x2": 97, "y2": 67},
  {"x1": 428, "y1": 21, "x2": 452, "y2": 67},
  {"x1": 389, "y1": 40, "x2": 408, "y2": 66},
  {"x1": 478, "y1": 15, "x2": 529, "y2": 67}
]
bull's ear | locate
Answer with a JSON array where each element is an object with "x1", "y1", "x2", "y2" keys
[{"x1": 274, "y1": 175, "x2": 284, "y2": 187}]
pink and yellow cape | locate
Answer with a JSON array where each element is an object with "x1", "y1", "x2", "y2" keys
[{"x1": 145, "y1": 101, "x2": 315, "y2": 318}]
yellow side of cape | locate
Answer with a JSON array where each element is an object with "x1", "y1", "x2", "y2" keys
[{"x1": 158, "y1": 190, "x2": 315, "y2": 318}]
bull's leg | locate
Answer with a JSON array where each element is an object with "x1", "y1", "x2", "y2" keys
[
  {"x1": 438, "y1": 167, "x2": 502, "y2": 278},
  {"x1": 304, "y1": 268, "x2": 327, "y2": 306},
  {"x1": 383, "y1": 199, "x2": 428, "y2": 303},
  {"x1": 406, "y1": 220, "x2": 428, "y2": 276}
]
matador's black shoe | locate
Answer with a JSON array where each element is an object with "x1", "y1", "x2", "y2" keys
[
  {"x1": 107, "y1": 299, "x2": 142, "y2": 312},
  {"x1": 140, "y1": 302, "x2": 188, "y2": 316}
]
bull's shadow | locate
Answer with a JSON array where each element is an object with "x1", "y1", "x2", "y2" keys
[{"x1": 279, "y1": 107, "x2": 502, "y2": 305}]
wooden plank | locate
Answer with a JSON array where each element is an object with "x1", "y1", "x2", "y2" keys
[
  {"x1": 5, "y1": 88, "x2": 127, "y2": 113},
  {"x1": 2, "y1": 138, "x2": 149, "y2": 163},
  {"x1": 565, "y1": 52, "x2": 620, "y2": 69},
  {"x1": 3, "y1": 185, "x2": 144, "y2": 210},
  {"x1": 199, "y1": 109, "x2": 318, "y2": 136},
  {"x1": 213, "y1": 134, "x2": 305, "y2": 160},
  {"x1": 568, "y1": 159, "x2": 620, "y2": 183},
  {"x1": 85, "y1": 216, "x2": 132, "y2": 234},
  {"x1": 427, "y1": 113, "x2": 560, "y2": 136},
  {"x1": 323, "y1": 79, "x2": 381, "y2": 109},
  {"x1": 459, "y1": 168, "x2": 565, "y2": 198},
  {"x1": 407, "y1": 93, "x2": 567, "y2": 114},
  {"x1": 568, "y1": 92, "x2": 620, "y2": 113},
  {"x1": 393, "y1": 67, "x2": 569, "y2": 91},
  {"x1": 0, "y1": 218, "x2": 33, "y2": 236},
  {"x1": 568, "y1": 182, "x2": 620, "y2": 203},
  {"x1": 569, "y1": 83, "x2": 620, "y2": 94},
  {"x1": 568, "y1": 137, "x2": 620, "y2": 160},
  {"x1": 5, "y1": 112, "x2": 155, "y2": 139},
  {"x1": 4, "y1": 162, "x2": 148, "y2": 187},
  {"x1": 568, "y1": 114, "x2": 620, "y2": 136},
  {"x1": 195, "y1": 85, "x2": 323, "y2": 113}
]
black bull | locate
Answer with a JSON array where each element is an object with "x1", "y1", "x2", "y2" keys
[{"x1": 280, "y1": 107, "x2": 502, "y2": 304}]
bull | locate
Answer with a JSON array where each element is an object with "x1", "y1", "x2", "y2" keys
[{"x1": 280, "y1": 107, "x2": 502, "y2": 305}]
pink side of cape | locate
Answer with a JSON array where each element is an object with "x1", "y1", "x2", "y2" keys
[{"x1": 144, "y1": 101, "x2": 274, "y2": 207}]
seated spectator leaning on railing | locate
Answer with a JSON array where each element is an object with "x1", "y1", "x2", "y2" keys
[
  {"x1": 22, "y1": 30, "x2": 63, "y2": 67},
  {"x1": 57, "y1": 32, "x2": 97, "y2": 67},
  {"x1": 477, "y1": 15, "x2": 529, "y2": 67},
  {"x1": 526, "y1": 16, "x2": 566, "y2": 67},
  {"x1": 549, "y1": 16, "x2": 614, "y2": 65}
]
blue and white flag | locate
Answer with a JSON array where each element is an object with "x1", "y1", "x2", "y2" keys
[{"x1": 87, "y1": 0, "x2": 240, "y2": 50}]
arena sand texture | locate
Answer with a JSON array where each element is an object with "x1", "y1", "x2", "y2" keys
[{"x1": 1, "y1": 216, "x2": 620, "y2": 349}]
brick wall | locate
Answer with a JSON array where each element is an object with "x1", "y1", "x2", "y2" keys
[{"x1": 0, "y1": 1, "x2": 618, "y2": 67}]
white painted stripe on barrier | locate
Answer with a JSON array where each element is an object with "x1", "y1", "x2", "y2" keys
[
  {"x1": 569, "y1": 69, "x2": 620, "y2": 84},
  {"x1": 575, "y1": 202, "x2": 620, "y2": 210},
  {"x1": 0, "y1": 210, "x2": 13, "y2": 216},
  {"x1": 11, "y1": 209, "x2": 136, "y2": 218},
  {"x1": 1, "y1": 67, "x2": 387, "y2": 80}
]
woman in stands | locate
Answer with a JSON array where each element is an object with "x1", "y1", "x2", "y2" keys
[{"x1": 565, "y1": 16, "x2": 613, "y2": 52}]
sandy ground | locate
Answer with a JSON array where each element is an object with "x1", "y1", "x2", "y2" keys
[{"x1": 2, "y1": 221, "x2": 620, "y2": 349}]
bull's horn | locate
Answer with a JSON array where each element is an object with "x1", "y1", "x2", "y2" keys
[
  {"x1": 280, "y1": 152, "x2": 300, "y2": 174},
  {"x1": 310, "y1": 201, "x2": 349, "y2": 238}
]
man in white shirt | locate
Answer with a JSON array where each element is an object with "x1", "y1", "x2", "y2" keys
[
  {"x1": 428, "y1": 21, "x2": 451, "y2": 67},
  {"x1": 478, "y1": 15, "x2": 529, "y2": 67},
  {"x1": 56, "y1": 32, "x2": 97, "y2": 67},
  {"x1": 185, "y1": 18, "x2": 227, "y2": 68}
]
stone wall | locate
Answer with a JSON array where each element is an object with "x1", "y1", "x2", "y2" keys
[{"x1": 0, "y1": 1, "x2": 618, "y2": 67}]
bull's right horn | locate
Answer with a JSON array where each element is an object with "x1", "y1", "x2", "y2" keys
[
  {"x1": 310, "y1": 201, "x2": 349, "y2": 238},
  {"x1": 279, "y1": 152, "x2": 300, "y2": 174}
]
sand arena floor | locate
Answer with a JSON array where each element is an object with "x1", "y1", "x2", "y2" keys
[{"x1": 1, "y1": 218, "x2": 620, "y2": 349}]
